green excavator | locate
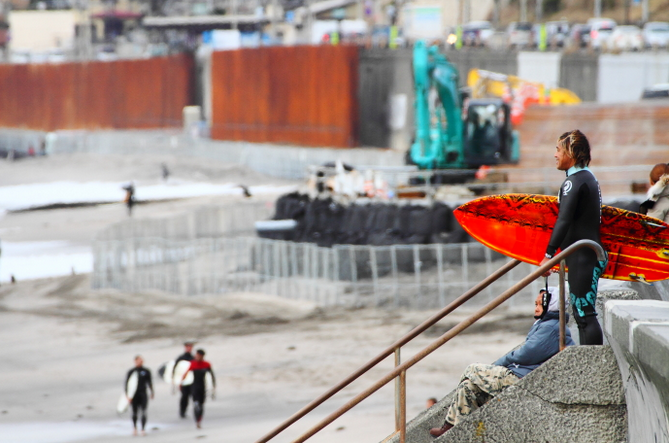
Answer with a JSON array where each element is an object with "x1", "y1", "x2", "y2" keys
[{"x1": 409, "y1": 41, "x2": 520, "y2": 173}]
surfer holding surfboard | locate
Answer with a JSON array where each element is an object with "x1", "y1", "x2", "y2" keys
[
  {"x1": 125, "y1": 355, "x2": 154, "y2": 436},
  {"x1": 180, "y1": 348, "x2": 216, "y2": 429},
  {"x1": 539, "y1": 130, "x2": 606, "y2": 345},
  {"x1": 174, "y1": 341, "x2": 196, "y2": 418}
]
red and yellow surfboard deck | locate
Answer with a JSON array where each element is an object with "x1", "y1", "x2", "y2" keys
[{"x1": 454, "y1": 194, "x2": 669, "y2": 282}]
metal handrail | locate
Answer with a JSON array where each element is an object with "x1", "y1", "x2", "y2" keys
[{"x1": 256, "y1": 239, "x2": 606, "y2": 443}]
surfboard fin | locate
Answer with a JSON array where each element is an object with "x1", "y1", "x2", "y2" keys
[{"x1": 629, "y1": 273, "x2": 652, "y2": 285}]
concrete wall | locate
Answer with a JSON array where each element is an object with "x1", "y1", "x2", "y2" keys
[
  {"x1": 446, "y1": 49, "x2": 519, "y2": 84},
  {"x1": 598, "y1": 53, "x2": 669, "y2": 103},
  {"x1": 559, "y1": 53, "x2": 599, "y2": 103},
  {"x1": 604, "y1": 300, "x2": 669, "y2": 443},
  {"x1": 358, "y1": 48, "x2": 414, "y2": 151},
  {"x1": 8, "y1": 10, "x2": 76, "y2": 51},
  {"x1": 0, "y1": 128, "x2": 405, "y2": 180},
  {"x1": 518, "y1": 51, "x2": 562, "y2": 89}
]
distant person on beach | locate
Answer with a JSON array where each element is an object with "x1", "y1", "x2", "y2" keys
[
  {"x1": 174, "y1": 341, "x2": 195, "y2": 418},
  {"x1": 639, "y1": 163, "x2": 669, "y2": 223},
  {"x1": 429, "y1": 287, "x2": 573, "y2": 437},
  {"x1": 161, "y1": 163, "x2": 170, "y2": 182},
  {"x1": 122, "y1": 183, "x2": 135, "y2": 216},
  {"x1": 126, "y1": 355, "x2": 154, "y2": 436},
  {"x1": 181, "y1": 349, "x2": 216, "y2": 429},
  {"x1": 539, "y1": 130, "x2": 606, "y2": 346}
]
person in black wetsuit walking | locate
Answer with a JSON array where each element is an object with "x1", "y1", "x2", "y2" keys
[
  {"x1": 126, "y1": 355, "x2": 154, "y2": 436},
  {"x1": 540, "y1": 129, "x2": 606, "y2": 345},
  {"x1": 173, "y1": 341, "x2": 195, "y2": 418},
  {"x1": 181, "y1": 349, "x2": 216, "y2": 429}
]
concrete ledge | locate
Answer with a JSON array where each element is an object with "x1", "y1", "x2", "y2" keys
[
  {"x1": 385, "y1": 346, "x2": 626, "y2": 443},
  {"x1": 604, "y1": 300, "x2": 669, "y2": 443}
]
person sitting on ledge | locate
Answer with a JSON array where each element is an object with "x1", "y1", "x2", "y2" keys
[{"x1": 429, "y1": 286, "x2": 575, "y2": 437}]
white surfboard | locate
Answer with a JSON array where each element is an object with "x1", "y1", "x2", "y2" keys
[
  {"x1": 205, "y1": 371, "x2": 215, "y2": 399},
  {"x1": 158, "y1": 360, "x2": 175, "y2": 384},
  {"x1": 158, "y1": 360, "x2": 194, "y2": 385},
  {"x1": 117, "y1": 371, "x2": 139, "y2": 414},
  {"x1": 174, "y1": 360, "x2": 194, "y2": 386}
]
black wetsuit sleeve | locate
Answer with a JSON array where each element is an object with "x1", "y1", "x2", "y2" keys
[
  {"x1": 147, "y1": 370, "x2": 153, "y2": 394},
  {"x1": 208, "y1": 367, "x2": 216, "y2": 388},
  {"x1": 125, "y1": 368, "x2": 134, "y2": 389},
  {"x1": 546, "y1": 179, "x2": 580, "y2": 257}
]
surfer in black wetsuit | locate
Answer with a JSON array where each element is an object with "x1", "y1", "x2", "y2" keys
[
  {"x1": 126, "y1": 355, "x2": 154, "y2": 436},
  {"x1": 540, "y1": 130, "x2": 606, "y2": 345},
  {"x1": 181, "y1": 349, "x2": 216, "y2": 429},
  {"x1": 173, "y1": 341, "x2": 195, "y2": 418}
]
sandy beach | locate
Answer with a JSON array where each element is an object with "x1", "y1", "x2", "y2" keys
[{"x1": 0, "y1": 153, "x2": 531, "y2": 443}]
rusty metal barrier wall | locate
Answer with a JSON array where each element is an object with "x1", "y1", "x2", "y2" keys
[
  {"x1": 0, "y1": 54, "x2": 193, "y2": 131},
  {"x1": 210, "y1": 45, "x2": 359, "y2": 148}
]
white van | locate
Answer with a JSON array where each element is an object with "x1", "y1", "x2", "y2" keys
[{"x1": 587, "y1": 18, "x2": 617, "y2": 49}]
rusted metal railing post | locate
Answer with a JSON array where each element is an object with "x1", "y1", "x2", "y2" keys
[
  {"x1": 559, "y1": 260, "x2": 567, "y2": 351},
  {"x1": 394, "y1": 347, "x2": 401, "y2": 432},
  {"x1": 399, "y1": 370, "x2": 407, "y2": 443}
]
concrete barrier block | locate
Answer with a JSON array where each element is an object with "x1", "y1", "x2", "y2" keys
[
  {"x1": 384, "y1": 346, "x2": 626, "y2": 443},
  {"x1": 520, "y1": 345, "x2": 625, "y2": 405},
  {"x1": 604, "y1": 300, "x2": 669, "y2": 443},
  {"x1": 439, "y1": 385, "x2": 626, "y2": 443}
]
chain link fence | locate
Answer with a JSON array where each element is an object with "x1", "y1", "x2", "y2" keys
[{"x1": 92, "y1": 237, "x2": 542, "y2": 310}]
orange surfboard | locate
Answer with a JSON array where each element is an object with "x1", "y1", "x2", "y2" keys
[{"x1": 454, "y1": 194, "x2": 669, "y2": 283}]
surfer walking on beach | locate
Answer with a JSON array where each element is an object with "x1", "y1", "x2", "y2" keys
[
  {"x1": 126, "y1": 355, "x2": 154, "y2": 436},
  {"x1": 173, "y1": 341, "x2": 195, "y2": 418},
  {"x1": 539, "y1": 129, "x2": 606, "y2": 345},
  {"x1": 181, "y1": 349, "x2": 216, "y2": 429}
]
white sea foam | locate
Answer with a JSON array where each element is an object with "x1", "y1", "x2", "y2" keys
[{"x1": 0, "y1": 180, "x2": 296, "y2": 212}]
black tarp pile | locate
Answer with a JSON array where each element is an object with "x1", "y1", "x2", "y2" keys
[{"x1": 262, "y1": 192, "x2": 472, "y2": 247}]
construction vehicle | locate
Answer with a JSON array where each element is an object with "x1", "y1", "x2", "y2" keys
[
  {"x1": 409, "y1": 41, "x2": 520, "y2": 172},
  {"x1": 467, "y1": 68, "x2": 581, "y2": 125}
]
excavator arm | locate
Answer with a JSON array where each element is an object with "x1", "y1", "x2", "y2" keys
[{"x1": 409, "y1": 41, "x2": 464, "y2": 169}]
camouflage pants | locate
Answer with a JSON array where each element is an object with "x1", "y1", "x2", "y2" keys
[{"x1": 445, "y1": 363, "x2": 519, "y2": 425}]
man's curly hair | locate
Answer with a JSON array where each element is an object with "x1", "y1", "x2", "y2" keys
[{"x1": 557, "y1": 129, "x2": 591, "y2": 168}]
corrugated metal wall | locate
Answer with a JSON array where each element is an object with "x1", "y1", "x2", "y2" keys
[
  {"x1": 0, "y1": 54, "x2": 193, "y2": 131},
  {"x1": 210, "y1": 45, "x2": 359, "y2": 148}
]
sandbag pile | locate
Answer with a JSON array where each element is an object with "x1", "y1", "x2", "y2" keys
[{"x1": 263, "y1": 192, "x2": 471, "y2": 247}]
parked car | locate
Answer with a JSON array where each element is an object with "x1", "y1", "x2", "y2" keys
[
  {"x1": 641, "y1": 83, "x2": 669, "y2": 99},
  {"x1": 643, "y1": 21, "x2": 669, "y2": 48},
  {"x1": 506, "y1": 21, "x2": 533, "y2": 47},
  {"x1": 607, "y1": 25, "x2": 643, "y2": 51},
  {"x1": 569, "y1": 23, "x2": 591, "y2": 48},
  {"x1": 588, "y1": 18, "x2": 616, "y2": 49},
  {"x1": 462, "y1": 21, "x2": 494, "y2": 46},
  {"x1": 545, "y1": 20, "x2": 571, "y2": 47}
]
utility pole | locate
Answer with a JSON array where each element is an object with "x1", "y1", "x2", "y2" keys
[
  {"x1": 304, "y1": 0, "x2": 312, "y2": 44},
  {"x1": 520, "y1": 0, "x2": 527, "y2": 22},
  {"x1": 594, "y1": 0, "x2": 601, "y2": 18},
  {"x1": 271, "y1": 0, "x2": 278, "y2": 41},
  {"x1": 535, "y1": 0, "x2": 542, "y2": 22},
  {"x1": 642, "y1": 0, "x2": 649, "y2": 22},
  {"x1": 493, "y1": 0, "x2": 500, "y2": 27}
]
